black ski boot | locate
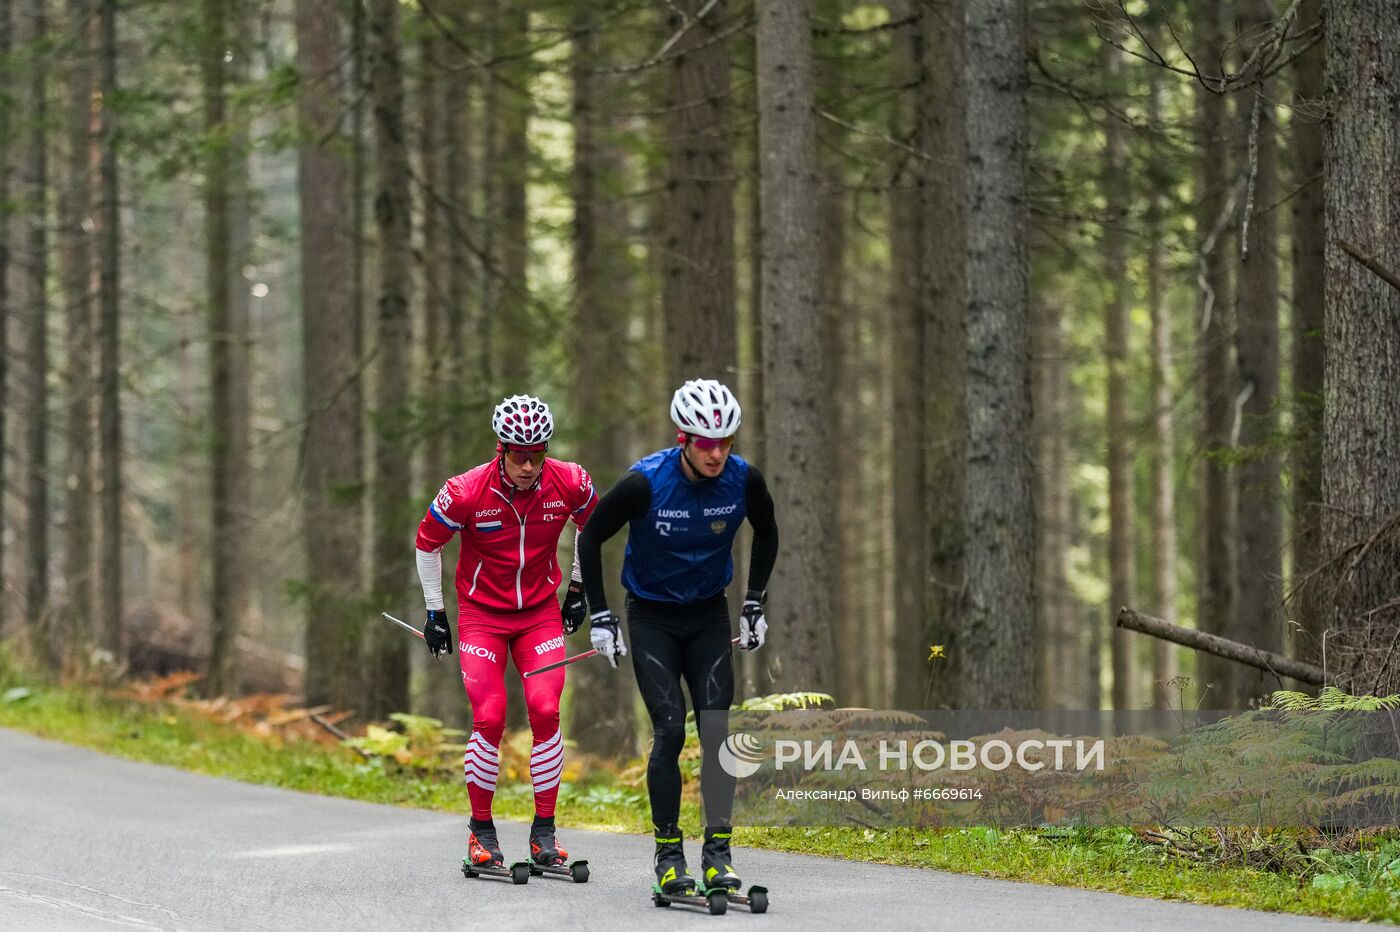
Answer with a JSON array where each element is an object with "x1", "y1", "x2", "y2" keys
[
  {"x1": 653, "y1": 824, "x2": 696, "y2": 894},
  {"x1": 529, "y1": 816, "x2": 569, "y2": 867},
  {"x1": 467, "y1": 818, "x2": 504, "y2": 867},
  {"x1": 701, "y1": 827, "x2": 742, "y2": 891}
]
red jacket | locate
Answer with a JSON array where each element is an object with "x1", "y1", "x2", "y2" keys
[{"x1": 416, "y1": 457, "x2": 597, "y2": 613}]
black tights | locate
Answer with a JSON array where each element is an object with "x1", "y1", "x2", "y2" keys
[{"x1": 627, "y1": 593, "x2": 735, "y2": 828}]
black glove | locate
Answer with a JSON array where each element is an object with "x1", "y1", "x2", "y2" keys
[
  {"x1": 561, "y1": 580, "x2": 588, "y2": 634},
  {"x1": 424, "y1": 609, "x2": 453, "y2": 657}
]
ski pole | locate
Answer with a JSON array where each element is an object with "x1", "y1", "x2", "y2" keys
[
  {"x1": 525, "y1": 636, "x2": 744, "y2": 679},
  {"x1": 381, "y1": 612, "x2": 426, "y2": 640},
  {"x1": 523, "y1": 649, "x2": 599, "y2": 678}
]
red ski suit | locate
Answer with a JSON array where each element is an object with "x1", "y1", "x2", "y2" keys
[{"x1": 415, "y1": 457, "x2": 597, "y2": 821}]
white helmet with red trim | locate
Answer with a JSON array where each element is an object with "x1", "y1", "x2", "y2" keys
[
  {"x1": 670, "y1": 378, "x2": 741, "y2": 439},
  {"x1": 492, "y1": 394, "x2": 554, "y2": 446}
]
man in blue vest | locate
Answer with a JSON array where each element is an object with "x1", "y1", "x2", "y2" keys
[{"x1": 577, "y1": 378, "x2": 778, "y2": 896}]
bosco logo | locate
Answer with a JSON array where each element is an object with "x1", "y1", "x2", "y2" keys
[{"x1": 534, "y1": 636, "x2": 565, "y2": 656}]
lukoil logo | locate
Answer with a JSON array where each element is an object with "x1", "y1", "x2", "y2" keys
[
  {"x1": 718, "y1": 732, "x2": 765, "y2": 778},
  {"x1": 461, "y1": 642, "x2": 498, "y2": 663}
]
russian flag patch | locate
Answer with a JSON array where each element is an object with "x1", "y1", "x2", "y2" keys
[{"x1": 475, "y1": 520, "x2": 503, "y2": 533}]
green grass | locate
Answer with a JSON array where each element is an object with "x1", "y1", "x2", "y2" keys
[{"x1": 1, "y1": 677, "x2": 1397, "y2": 924}]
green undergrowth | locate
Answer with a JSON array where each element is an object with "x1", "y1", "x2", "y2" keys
[{"x1": 1, "y1": 672, "x2": 1396, "y2": 923}]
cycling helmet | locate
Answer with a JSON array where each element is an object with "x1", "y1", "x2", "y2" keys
[
  {"x1": 669, "y1": 379, "x2": 741, "y2": 439},
  {"x1": 492, "y1": 395, "x2": 554, "y2": 446}
]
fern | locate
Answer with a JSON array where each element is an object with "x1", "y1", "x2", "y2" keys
[
  {"x1": 739, "y1": 691, "x2": 834, "y2": 711},
  {"x1": 1266, "y1": 686, "x2": 1400, "y2": 713},
  {"x1": 683, "y1": 690, "x2": 834, "y2": 740}
]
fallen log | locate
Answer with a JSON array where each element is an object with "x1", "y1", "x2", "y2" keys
[{"x1": 1116, "y1": 607, "x2": 1328, "y2": 687}]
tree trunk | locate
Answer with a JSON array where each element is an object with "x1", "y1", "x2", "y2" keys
[
  {"x1": 1146, "y1": 59, "x2": 1177, "y2": 709},
  {"x1": 415, "y1": 26, "x2": 465, "y2": 727},
  {"x1": 0, "y1": 0, "x2": 9, "y2": 637},
  {"x1": 960, "y1": 0, "x2": 1036, "y2": 707},
  {"x1": 441, "y1": 1, "x2": 486, "y2": 469},
  {"x1": 889, "y1": 0, "x2": 927, "y2": 710},
  {"x1": 1194, "y1": 2, "x2": 1237, "y2": 707},
  {"x1": 296, "y1": 0, "x2": 365, "y2": 712},
  {"x1": 922, "y1": 0, "x2": 966, "y2": 710},
  {"x1": 1033, "y1": 298, "x2": 1074, "y2": 706},
  {"x1": 820, "y1": 165, "x2": 860, "y2": 706},
  {"x1": 203, "y1": 0, "x2": 252, "y2": 697},
  {"x1": 16, "y1": 0, "x2": 51, "y2": 659},
  {"x1": 1321, "y1": 0, "x2": 1400, "y2": 697},
  {"x1": 1234, "y1": 0, "x2": 1283, "y2": 704},
  {"x1": 490, "y1": 0, "x2": 530, "y2": 391},
  {"x1": 176, "y1": 196, "x2": 197, "y2": 622},
  {"x1": 662, "y1": 0, "x2": 737, "y2": 386},
  {"x1": 96, "y1": 0, "x2": 121, "y2": 659},
  {"x1": 1102, "y1": 42, "x2": 1135, "y2": 710},
  {"x1": 756, "y1": 0, "x2": 834, "y2": 692},
  {"x1": 569, "y1": 12, "x2": 638, "y2": 755},
  {"x1": 1289, "y1": 0, "x2": 1326, "y2": 668},
  {"x1": 367, "y1": 0, "x2": 413, "y2": 718},
  {"x1": 60, "y1": 0, "x2": 95, "y2": 668},
  {"x1": 737, "y1": 37, "x2": 764, "y2": 698}
]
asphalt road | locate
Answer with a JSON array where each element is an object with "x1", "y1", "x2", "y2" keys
[{"x1": 0, "y1": 728, "x2": 1367, "y2": 931}]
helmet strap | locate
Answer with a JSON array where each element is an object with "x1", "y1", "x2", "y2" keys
[{"x1": 679, "y1": 439, "x2": 714, "y2": 482}]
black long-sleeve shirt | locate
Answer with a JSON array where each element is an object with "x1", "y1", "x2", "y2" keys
[{"x1": 578, "y1": 464, "x2": 778, "y2": 613}]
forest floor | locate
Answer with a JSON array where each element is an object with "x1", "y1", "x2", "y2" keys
[{"x1": 1, "y1": 657, "x2": 1396, "y2": 924}]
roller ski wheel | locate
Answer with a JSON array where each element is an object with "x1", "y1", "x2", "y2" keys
[
  {"x1": 698, "y1": 880, "x2": 770, "y2": 914},
  {"x1": 528, "y1": 857, "x2": 589, "y2": 883},
  {"x1": 651, "y1": 881, "x2": 727, "y2": 914},
  {"x1": 460, "y1": 857, "x2": 532, "y2": 885}
]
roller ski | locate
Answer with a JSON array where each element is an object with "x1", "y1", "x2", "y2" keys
[
  {"x1": 695, "y1": 828, "x2": 768, "y2": 913},
  {"x1": 649, "y1": 826, "x2": 729, "y2": 915},
  {"x1": 460, "y1": 819, "x2": 531, "y2": 885},
  {"x1": 526, "y1": 816, "x2": 589, "y2": 883}
]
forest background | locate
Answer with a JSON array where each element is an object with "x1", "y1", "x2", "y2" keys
[{"x1": 2, "y1": 0, "x2": 1398, "y2": 762}]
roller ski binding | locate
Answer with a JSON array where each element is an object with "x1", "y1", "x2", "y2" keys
[
  {"x1": 527, "y1": 816, "x2": 589, "y2": 883},
  {"x1": 649, "y1": 826, "x2": 728, "y2": 915},
  {"x1": 460, "y1": 819, "x2": 531, "y2": 885},
  {"x1": 695, "y1": 827, "x2": 768, "y2": 913}
]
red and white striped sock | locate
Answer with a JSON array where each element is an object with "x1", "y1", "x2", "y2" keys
[
  {"x1": 464, "y1": 732, "x2": 499, "y2": 821},
  {"x1": 530, "y1": 730, "x2": 564, "y2": 817}
]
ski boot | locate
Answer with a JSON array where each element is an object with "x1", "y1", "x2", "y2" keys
[
  {"x1": 528, "y1": 816, "x2": 589, "y2": 883},
  {"x1": 461, "y1": 818, "x2": 530, "y2": 885},
  {"x1": 651, "y1": 825, "x2": 726, "y2": 914},
  {"x1": 697, "y1": 827, "x2": 768, "y2": 913}
]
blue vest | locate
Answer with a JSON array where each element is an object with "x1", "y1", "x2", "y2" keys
[{"x1": 621, "y1": 447, "x2": 749, "y2": 604}]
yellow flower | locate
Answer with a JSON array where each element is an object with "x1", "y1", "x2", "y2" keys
[{"x1": 927, "y1": 645, "x2": 945, "y2": 660}]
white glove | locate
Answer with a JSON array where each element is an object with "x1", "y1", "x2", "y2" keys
[
  {"x1": 739, "y1": 591, "x2": 767, "y2": 651},
  {"x1": 589, "y1": 611, "x2": 627, "y2": 668}
]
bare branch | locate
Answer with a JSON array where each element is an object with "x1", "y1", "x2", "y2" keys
[
  {"x1": 1338, "y1": 239, "x2": 1400, "y2": 295},
  {"x1": 1117, "y1": 608, "x2": 1328, "y2": 686}
]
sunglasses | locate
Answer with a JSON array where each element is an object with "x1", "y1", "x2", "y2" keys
[
  {"x1": 504, "y1": 447, "x2": 548, "y2": 466},
  {"x1": 689, "y1": 435, "x2": 734, "y2": 452}
]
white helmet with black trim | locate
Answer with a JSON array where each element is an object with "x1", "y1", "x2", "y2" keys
[
  {"x1": 492, "y1": 394, "x2": 554, "y2": 446},
  {"x1": 670, "y1": 378, "x2": 741, "y2": 439}
]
